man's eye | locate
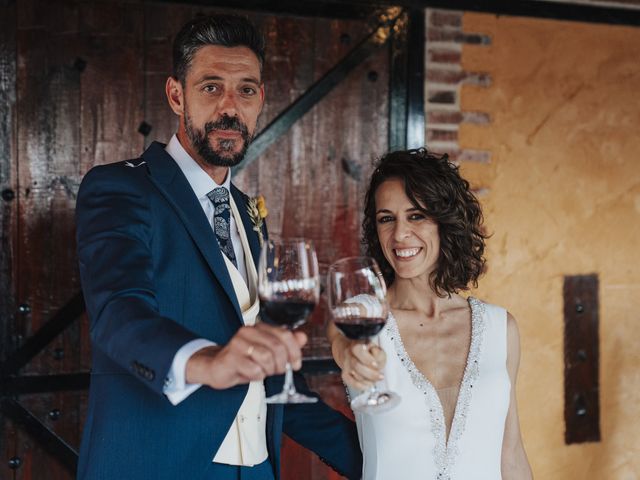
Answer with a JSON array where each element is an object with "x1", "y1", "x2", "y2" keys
[
  {"x1": 203, "y1": 85, "x2": 219, "y2": 93},
  {"x1": 241, "y1": 87, "x2": 257, "y2": 96}
]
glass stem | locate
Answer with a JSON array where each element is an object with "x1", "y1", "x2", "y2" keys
[{"x1": 283, "y1": 362, "x2": 296, "y2": 395}]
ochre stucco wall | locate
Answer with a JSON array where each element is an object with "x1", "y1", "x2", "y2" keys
[{"x1": 459, "y1": 13, "x2": 640, "y2": 479}]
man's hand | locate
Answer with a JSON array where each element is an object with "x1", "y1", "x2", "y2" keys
[{"x1": 185, "y1": 323, "x2": 307, "y2": 389}]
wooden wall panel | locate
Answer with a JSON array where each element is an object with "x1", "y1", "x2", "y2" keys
[
  {"x1": 14, "y1": 1, "x2": 83, "y2": 478},
  {"x1": 7, "y1": 1, "x2": 146, "y2": 478},
  {"x1": 78, "y1": 1, "x2": 146, "y2": 169},
  {"x1": 1, "y1": 1, "x2": 19, "y2": 477},
  {"x1": 15, "y1": 0, "x2": 81, "y2": 372},
  {"x1": 233, "y1": 15, "x2": 389, "y2": 359},
  {"x1": 1, "y1": 2, "x2": 390, "y2": 478},
  {"x1": 142, "y1": 3, "x2": 194, "y2": 149},
  {"x1": 235, "y1": 14, "x2": 318, "y2": 209}
]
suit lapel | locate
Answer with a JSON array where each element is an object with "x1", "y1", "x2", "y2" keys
[
  {"x1": 141, "y1": 142, "x2": 243, "y2": 324},
  {"x1": 230, "y1": 185, "x2": 261, "y2": 269}
]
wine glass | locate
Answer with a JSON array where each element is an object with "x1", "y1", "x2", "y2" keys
[
  {"x1": 258, "y1": 238, "x2": 320, "y2": 404},
  {"x1": 327, "y1": 256, "x2": 400, "y2": 414}
]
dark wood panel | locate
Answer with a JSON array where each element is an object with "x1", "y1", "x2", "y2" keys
[
  {"x1": 13, "y1": 1, "x2": 84, "y2": 478},
  {"x1": 1, "y1": 2, "x2": 19, "y2": 478},
  {"x1": 143, "y1": 2, "x2": 195, "y2": 149},
  {"x1": 2, "y1": 2, "x2": 387, "y2": 478},
  {"x1": 0, "y1": 0, "x2": 18, "y2": 365},
  {"x1": 233, "y1": 13, "x2": 320, "y2": 226},
  {"x1": 232, "y1": 13, "x2": 385, "y2": 355},
  {"x1": 9, "y1": 1, "x2": 146, "y2": 478},
  {"x1": 16, "y1": 0, "x2": 82, "y2": 372},
  {"x1": 78, "y1": 0, "x2": 146, "y2": 169}
]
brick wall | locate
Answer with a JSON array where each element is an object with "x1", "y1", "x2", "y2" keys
[{"x1": 424, "y1": 9, "x2": 492, "y2": 168}]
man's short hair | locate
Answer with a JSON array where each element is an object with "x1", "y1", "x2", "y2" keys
[{"x1": 172, "y1": 14, "x2": 265, "y2": 83}]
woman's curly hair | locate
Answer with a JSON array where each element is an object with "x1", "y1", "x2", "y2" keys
[{"x1": 362, "y1": 148, "x2": 488, "y2": 297}]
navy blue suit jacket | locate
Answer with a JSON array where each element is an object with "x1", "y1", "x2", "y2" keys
[{"x1": 75, "y1": 142, "x2": 361, "y2": 479}]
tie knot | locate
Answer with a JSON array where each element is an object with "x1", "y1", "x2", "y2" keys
[
  {"x1": 207, "y1": 187, "x2": 231, "y2": 217},
  {"x1": 207, "y1": 186, "x2": 229, "y2": 205}
]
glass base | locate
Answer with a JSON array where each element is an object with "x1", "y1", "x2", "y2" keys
[
  {"x1": 350, "y1": 390, "x2": 401, "y2": 414},
  {"x1": 265, "y1": 392, "x2": 319, "y2": 404}
]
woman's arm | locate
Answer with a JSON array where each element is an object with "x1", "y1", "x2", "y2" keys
[
  {"x1": 327, "y1": 322, "x2": 386, "y2": 391},
  {"x1": 501, "y1": 312, "x2": 534, "y2": 479}
]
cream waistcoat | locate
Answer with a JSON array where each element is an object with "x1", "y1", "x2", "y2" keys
[{"x1": 212, "y1": 195, "x2": 268, "y2": 467}]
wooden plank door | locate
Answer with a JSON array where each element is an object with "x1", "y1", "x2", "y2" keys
[{"x1": 0, "y1": 2, "x2": 401, "y2": 478}]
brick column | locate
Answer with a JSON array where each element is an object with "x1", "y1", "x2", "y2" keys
[{"x1": 425, "y1": 9, "x2": 492, "y2": 166}]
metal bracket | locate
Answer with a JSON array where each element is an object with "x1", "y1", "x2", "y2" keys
[{"x1": 563, "y1": 274, "x2": 601, "y2": 444}]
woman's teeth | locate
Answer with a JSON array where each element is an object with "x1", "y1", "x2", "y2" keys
[{"x1": 395, "y1": 248, "x2": 420, "y2": 258}]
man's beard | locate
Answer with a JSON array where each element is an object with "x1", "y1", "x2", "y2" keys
[{"x1": 184, "y1": 110, "x2": 253, "y2": 167}]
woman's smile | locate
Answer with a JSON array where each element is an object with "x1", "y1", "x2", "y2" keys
[{"x1": 393, "y1": 247, "x2": 423, "y2": 259}]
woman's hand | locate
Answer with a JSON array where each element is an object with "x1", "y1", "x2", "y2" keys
[
  {"x1": 328, "y1": 320, "x2": 387, "y2": 390},
  {"x1": 340, "y1": 341, "x2": 387, "y2": 391}
]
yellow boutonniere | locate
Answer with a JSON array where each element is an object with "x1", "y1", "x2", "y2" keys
[{"x1": 247, "y1": 195, "x2": 268, "y2": 246}]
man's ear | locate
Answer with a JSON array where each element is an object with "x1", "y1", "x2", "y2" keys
[{"x1": 166, "y1": 76, "x2": 184, "y2": 116}]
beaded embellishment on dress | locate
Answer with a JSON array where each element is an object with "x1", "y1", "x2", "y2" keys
[{"x1": 386, "y1": 297, "x2": 486, "y2": 480}]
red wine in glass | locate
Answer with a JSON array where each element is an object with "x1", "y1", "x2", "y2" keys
[
  {"x1": 334, "y1": 317, "x2": 387, "y2": 340},
  {"x1": 259, "y1": 300, "x2": 316, "y2": 329},
  {"x1": 258, "y1": 238, "x2": 320, "y2": 404}
]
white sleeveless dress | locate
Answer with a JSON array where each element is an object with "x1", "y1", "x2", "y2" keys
[{"x1": 352, "y1": 298, "x2": 511, "y2": 480}]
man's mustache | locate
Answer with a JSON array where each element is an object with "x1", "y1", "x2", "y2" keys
[{"x1": 204, "y1": 115, "x2": 249, "y2": 136}]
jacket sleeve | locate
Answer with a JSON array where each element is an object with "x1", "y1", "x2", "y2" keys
[{"x1": 75, "y1": 164, "x2": 199, "y2": 396}]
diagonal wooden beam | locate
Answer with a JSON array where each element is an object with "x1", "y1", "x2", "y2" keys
[
  {"x1": 0, "y1": 292, "x2": 85, "y2": 375},
  {"x1": 234, "y1": 7, "x2": 405, "y2": 173},
  {"x1": 0, "y1": 398, "x2": 78, "y2": 472}
]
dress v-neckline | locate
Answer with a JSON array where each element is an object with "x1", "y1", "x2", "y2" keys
[{"x1": 386, "y1": 297, "x2": 486, "y2": 480}]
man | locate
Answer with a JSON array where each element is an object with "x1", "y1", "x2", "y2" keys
[{"x1": 75, "y1": 14, "x2": 361, "y2": 480}]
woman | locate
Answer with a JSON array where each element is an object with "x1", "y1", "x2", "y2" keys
[{"x1": 328, "y1": 149, "x2": 532, "y2": 479}]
